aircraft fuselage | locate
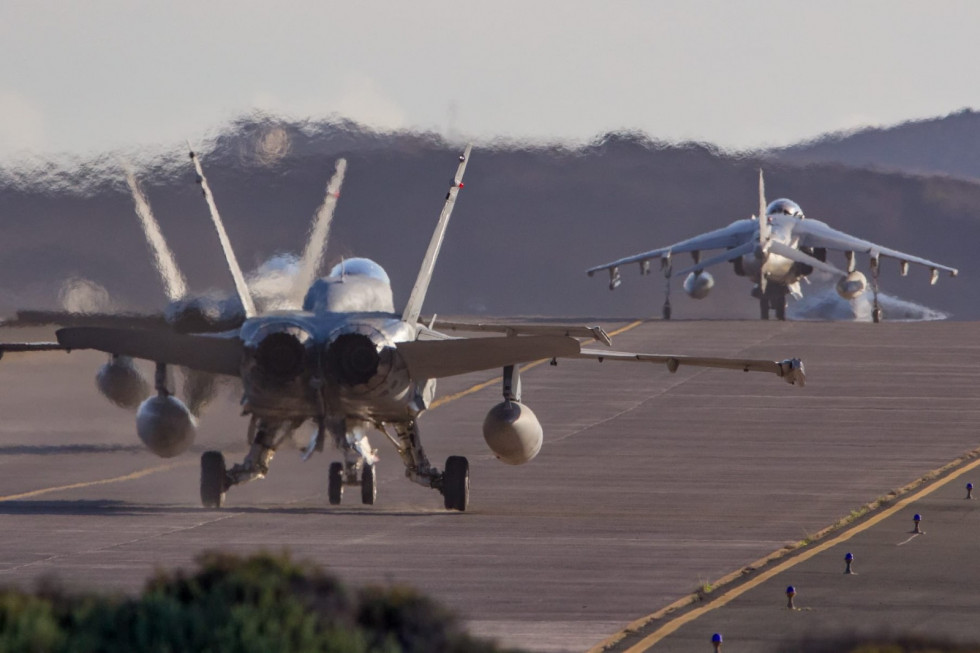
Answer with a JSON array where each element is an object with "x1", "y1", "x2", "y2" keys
[{"x1": 738, "y1": 215, "x2": 806, "y2": 288}]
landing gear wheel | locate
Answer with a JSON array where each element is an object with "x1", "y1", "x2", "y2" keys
[
  {"x1": 442, "y1": 456, "x2": 469, "y2": 511},
  {"x1": 662, "y1": 304, "x2": 671, "y2": 320},
  {"x1": 759, "y1": 296, "x2": 770, "y2": 320},
  {"x1": 200, "y1": 451, "x2": 227, "y2": 509},
  {"x1": 774, "y1": 295, "x2": 787, "y2": 321},
  {"x1": 872, "y1": 307, "x2": 882, "y2": 323},
  {"x1": 361, "y1": 464, "x2": 376, "y2": 505},
  {"x1": 328, "y1": 462, "x2": 344, "y2": 505}
]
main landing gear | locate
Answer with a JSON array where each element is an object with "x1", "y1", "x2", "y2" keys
[
  {"x1": 200, "y1": 450, "x2": 227, "y2": 509},
  {"x1": 200, "y1": 415, "x2": 288, "y2": 509},
  {"x1": 387, "y1": 419, "x2": 469, "y2": 511},
  {"x1": 755, "y1": 285, "x2": 788, "y2": 320},
  {"x1": 870, "y1": 255, "x2": 882, "y2": 323},
  {"x1": 442, "y1": 456, "x2": 469, "y2": 511},
  {"x1": 198, "y1": 414, "x2": 469, "y2": 512}
]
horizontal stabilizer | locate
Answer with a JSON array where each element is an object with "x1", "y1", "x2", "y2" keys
[
  {"x1": 576, "y1": 349, "x2": 805, "y2": 386},
  {"x1": 7, "y1": 310, "x2": 170, "y2": 330},
  {"x1": 397, "y1": 335, "x2": 580, "y2": 379},
  {"x1": 429, "y1": 321, "x2": 611, "y2": 346},
  {"x1": 57, "y1": 327, "x2": 243, "y2": 377}
]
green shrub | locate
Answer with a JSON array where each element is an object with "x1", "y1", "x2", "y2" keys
[{"x1": 0, "y1": 551, "x2": 523, "y2": 653}]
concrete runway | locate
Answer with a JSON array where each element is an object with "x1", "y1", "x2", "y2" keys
[
  {"x1": 1, "y1": 320, "x2": 979, "y2": 652},
  {"x1": 623, "y1": 453, "x2": 980, "y2": 652}
]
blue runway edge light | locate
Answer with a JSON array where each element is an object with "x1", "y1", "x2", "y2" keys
[{"x1": 712, "y1": 633, "x2": 723, "y2": 643}]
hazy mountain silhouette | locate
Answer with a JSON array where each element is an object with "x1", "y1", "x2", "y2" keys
[
  {"x1": 772, "y1": 108, "x2": 980, "y2": 180},
  {"x1": 1, "y1": 115, "x2": 977, "y2": 321}
]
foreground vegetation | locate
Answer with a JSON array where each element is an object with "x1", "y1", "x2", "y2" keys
[{"x1": 0, "y1": 551, "x2": 524, "y2": 653}]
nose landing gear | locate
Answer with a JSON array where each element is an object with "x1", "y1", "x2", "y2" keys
[{"x1": 328, "y1": 460, "x2": 376, "y2": 506}]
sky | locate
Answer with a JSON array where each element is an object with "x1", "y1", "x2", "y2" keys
[{"x1": 1, "y1": 1, "x2": 979, "y2": 162}]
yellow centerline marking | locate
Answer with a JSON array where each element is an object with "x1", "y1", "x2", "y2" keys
[
  {"x1": 609, "y1": 453, "x2": 980, "y2": 652},
  {"x1": 0, "y1": 460, "x2": 195, "y2": 502}
]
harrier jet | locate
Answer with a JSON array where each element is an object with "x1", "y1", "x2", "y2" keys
[
  {"x1": 1, "y1": 149, "x2": 805, "y2": 511},
  {"x1": 587, "y1": 172, "x2": 958, "y2": 321}
]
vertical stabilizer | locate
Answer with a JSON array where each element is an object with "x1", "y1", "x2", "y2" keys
[
  {"x1": 401, "y1": 145, "x2": 472, "y2": 324},
  {"x1": 290, "y1": 158, "x2": 347, "y2": 307},
  {"x1": 188, "y1": 146, "x2": 257, "y2": 318},
  {"x1": 758, "y1": 169, "x2": 770, "y2": 245},
  {"x1": 757, "y1": 168, "x2": 770, "y2": 293},
  {"x1": 123, "y1": 166, "x2": 188, "y2": 302}
]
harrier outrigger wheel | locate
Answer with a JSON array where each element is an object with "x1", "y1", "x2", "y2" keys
[{"x1": 200, "y1": 451, "x2": 227, "y2": 509}]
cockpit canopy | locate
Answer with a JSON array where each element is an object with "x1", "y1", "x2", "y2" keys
[
  {"x1": 766, "y1": 198, "x2": 804, "y2": 219},
  {"x1": 303, "y1": 257, "x2": 395, "y2": 313},
  {"x1": 327, "y1": 258, "x2": 391, "y2": 284}
]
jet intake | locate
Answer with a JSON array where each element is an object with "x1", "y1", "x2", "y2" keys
[
  {"x1": 136, "y1": 394, "x2": 196, "y2": 458},
  {"x1": 683, "y1": 271, "x2": 715, "y2": 299},
  {"x1": 836, "y1": 271, "x2": 868, "y2": 300},
  {"x1": 483, "y1": 400, "x2": 543, "y2": 465},
  {"x1": 97, "y1": 355, "x2": 150, "y2": 409},
  {"x1": 325, "y1": 333, "x2": 381, "y2": 386}
]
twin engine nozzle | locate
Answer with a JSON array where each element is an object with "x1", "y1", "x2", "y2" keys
[{"x1": 248, "y1": 324, "x2": 387, "y2": 389}]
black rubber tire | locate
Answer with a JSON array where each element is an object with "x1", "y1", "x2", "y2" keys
[
  {"x1": 662, "y1": 304, "x2": 671, "y2": 320},
  {"x1": 361, "y1": 464, "x2": 376, "y2": 505},
  {"x1": 200, "y1": 451, "x2": 226, "y2": 509},
  {"x1": 872, "y1": 307, "x2": 882, "y2": 323},
  {"x1": 328, "y1": 462, "x2": 344, "y2": 505},
  {"x1": 759, "y1": 296, "x2": 770, "y2": 320},
  {"x1": 774, "y1": 295, "x2": 787, "y2": 321},
  {"x1": 442, "y1": 456, "x2": 469, "y2": 512}
]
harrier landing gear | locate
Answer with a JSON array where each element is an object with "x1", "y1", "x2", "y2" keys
[
  {"x1": 661, "y1": 256, "x2": 672, "y2": 320},
  {"x1": 756, "y1": 285, "x2": 788, "y2": 320},
  {"x1": 870, "y1": 255, "x2": 882, "y2": 323}
]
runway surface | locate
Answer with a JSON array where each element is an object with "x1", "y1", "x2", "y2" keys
[{"x1": 1, "y1": 320, "x2": 979, "y2": 652}]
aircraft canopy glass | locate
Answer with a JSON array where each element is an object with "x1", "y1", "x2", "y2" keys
[
  {"x1": 766, "y1": 198, "x2": 804, "y2": 218},
  {"x1": 328, "y1": 257, "x2": 391, "y2": 284}
]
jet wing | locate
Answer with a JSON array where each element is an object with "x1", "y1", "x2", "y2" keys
[
  {"x1": 586, "y1": 219, "x2": 757, "y2": 283},
  {"x1": 56, "y1": 326, "x2": 243, "y2": 377},
  {"x1": 575, "y1": 349, "x2": 805, "y2": 386},
  {"x1": 397, "y1": 335, "x2": 581, "y2": 379},
  {"x1": 427, "y1": 321, "x2": 611, "y2": 346},
  {"x1": 3, "y1": 310, "x2": 170, "y2": 330},
  {"x1": 793, "y1": 219, "x2": 958, "y2": 279}
]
